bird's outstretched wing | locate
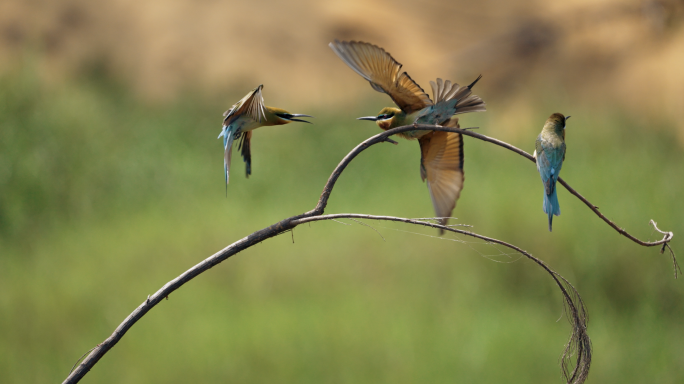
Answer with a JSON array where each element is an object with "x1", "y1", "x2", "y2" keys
[
  {"x1": 223, "y1": 84, "x2": 266, "y2": 124},
  {"x1": 329, "y1": 40, "x2": 433, "y2": 114},
  {"x1": 419, "y1": 118, "x2": 464, "y2": 233}
]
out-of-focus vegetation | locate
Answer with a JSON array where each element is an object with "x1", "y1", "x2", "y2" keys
[
  {"x1": 1, "y1": 65, "x2": 682, "y2": 383},
  {"x1": 1, "y1": 0, "x2": 683, "y2": 383}
]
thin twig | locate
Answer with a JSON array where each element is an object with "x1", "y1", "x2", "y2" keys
[
  {"x1": 346, "y1": 218, "x2": 386, "y2": 241},
  {"x1": 69, "y1": 346, "x2": 97, "y2": 374}
]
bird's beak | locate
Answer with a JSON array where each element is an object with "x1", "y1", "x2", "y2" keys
[
  {"x1": 565, "y1": 116, "x2": 571, "y2": 121},
  {"x1": 285, "y1": 114, "x2": 313, "y2": 123},
  {"x1": 357, "y1": 116, "x2": 379, "y2": 121}
]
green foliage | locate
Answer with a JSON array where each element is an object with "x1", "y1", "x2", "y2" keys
[{"x1": 0, "y1": 70, "x2": 682, "y2": 383}]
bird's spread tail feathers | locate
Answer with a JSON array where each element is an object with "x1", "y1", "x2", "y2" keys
[
  {"x1": 543, "y1": 188, "x2": 561, "y2": 231},
  {"x1": 429, "y1": 76, "x2": 486, "y2": 118}
]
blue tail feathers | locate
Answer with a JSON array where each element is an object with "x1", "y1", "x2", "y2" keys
[
  {"x1": 218, "y1": 126, "x2": 235, "y2": 191},
  {"x1": 542, "y1": 187, "x2": 561, "y2": 232}
]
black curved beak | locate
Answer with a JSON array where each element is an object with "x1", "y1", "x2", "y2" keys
[
  {"x1": 357, "y1": 116, "x2": 379, "y2": 121},
  {"x1": 278, "y1": 113, "x2": 313, "y2": 123},
  {"x1": 565, "y1": 115, "x2": 571, "y2": 121}
]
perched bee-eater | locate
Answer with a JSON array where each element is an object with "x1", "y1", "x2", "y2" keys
[
  {"x1": 329, "y1": 40, "x2": 486, "y2": 231},
  {"x1": 218, "y1": 84, "x2": 312, "y2": 186},
  {"x1": 533, "y1": 113, "x2": 570, "y2": 232}
]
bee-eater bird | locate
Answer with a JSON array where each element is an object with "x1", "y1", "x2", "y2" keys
[
  {"x1": 533, "y1": 113, "x2": 570, "y2": 232},
  {"x1": 218, "y1": 84, "x2": 312, "y2": 187},
  {"x1": 329, "y1": 40, "x2": 486, "y2": 231}
]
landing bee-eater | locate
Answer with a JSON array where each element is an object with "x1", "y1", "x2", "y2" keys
[
  {"x1": 329, "y1": 40, "x2": 486, "y2": 231},
  {"x1": 218, "y1": 84, "x2": 312, "y2": 187},
  {"x1": 533, "y1": 113, "x2": 570, "y2": 232}
]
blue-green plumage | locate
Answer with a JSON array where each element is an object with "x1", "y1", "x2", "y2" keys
[{"x1": 534, "y1": 113, "x2": 569, "y2": 232}]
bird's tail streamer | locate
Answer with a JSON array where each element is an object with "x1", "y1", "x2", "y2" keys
[{"x1": 218, "y1": 127, "x2": 235, "y2": 193}]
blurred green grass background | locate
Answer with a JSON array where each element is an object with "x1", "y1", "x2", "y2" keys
[{"x1": 0, "y1": 63, "x2": 682, "y2": 384}]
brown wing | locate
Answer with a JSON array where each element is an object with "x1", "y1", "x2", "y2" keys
[
  {"x1": 329, "y1": 40, "x2": 433, "y2": 114},
  {"x1": 223, "y1": 84, "x2": 266, "y2": 124},
  {"x1": 418, "y1": 122, "x2": 464, "y2": 233}
]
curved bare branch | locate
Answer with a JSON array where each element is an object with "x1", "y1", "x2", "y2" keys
[
  {"x1": 293, "y1": 213, "x2": 591, "y2": 383},
  {"x1": 64, "y1": 212, "x2": 592, "y2": 384},
  {"x1": 68, "y1": 122, "x2": 684, "y2": 384}
]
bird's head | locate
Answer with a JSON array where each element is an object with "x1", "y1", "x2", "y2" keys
[
  {"x1": 267, "y1": 108, "x2": 313, "y2": 125},
  {"x1": 357, "y1": 107, "x2": 403, "y2": 130},
  {"x1": 547, "y1": 112, "x2": 570, "y2": 134}
]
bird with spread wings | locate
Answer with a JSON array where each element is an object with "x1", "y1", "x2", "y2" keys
[
  {"x1": 218, "y1": 85, "x2": 312, "y2": 190},
  {"x1": 329, "y1": 40, "x2": 486, "y2": 232}
]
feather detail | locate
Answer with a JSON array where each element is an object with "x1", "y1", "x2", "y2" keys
[
  {"x1": 329, "y1": 40, "x2": 433, "y2": 114},
  {"x1": 237, "y1": 130, "x2": 252, "y2": 177},
  {"x1": 223, "y1": 85, "x2": 266, "y2": 125},
  {"x1": 221, "y1": 127, "x2": 235, "y2": 187},
  {"x1": 418, "y1": 128, "x2": 464, "y2": 234},
  {"x1": 543, "y1": 188, "x2": 560, "y2": 231},
  {"x1": 418, "y1": 76, "x2": 486, "y2": 126},
  {"x1": 536, "y1": 124, "x2": 565, "y2": 230},
  {"x1": 431, "y1": 76, "x2": 486, "y2": 115}
]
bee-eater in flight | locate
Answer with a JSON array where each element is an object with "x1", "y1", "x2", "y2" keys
[
  {"x1": 218, "y1": 84, "x2": 312, "y2": 187},
  {"x1": 329, "y1": 40, "x2": 486, "y2": 231},
  {"x1": 533, "y1": 113, "x2": 570, "y2": 232}
]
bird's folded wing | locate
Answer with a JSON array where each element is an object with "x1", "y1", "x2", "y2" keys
[
  {"x1": 329, "y1": 40, "x2": 433, "y2": 114},
  {"x1": 419, "y1": 129, "x2": 464, "y2": 228},
  {"x1": 223, "y1": 85, "x2": 266, "y2": 123},
  {"x1": 535, "y1": 138, "x2": 565, "y2": 195}
]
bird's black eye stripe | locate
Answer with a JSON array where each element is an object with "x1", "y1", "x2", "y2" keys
[
  {"x1": 276, "y1": 113, "x2": 293, "y2": 119},
  {"x1": 378, "y1": 114, "x2": 392, "y2": 120}
]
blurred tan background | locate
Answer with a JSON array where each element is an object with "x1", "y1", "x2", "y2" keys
[
  {"x1": 1, "y1": 1, "x2": 683, "y2": 383},
  {"x1": 2, "y1": 0, "x2": 684, "y2": 138}
]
